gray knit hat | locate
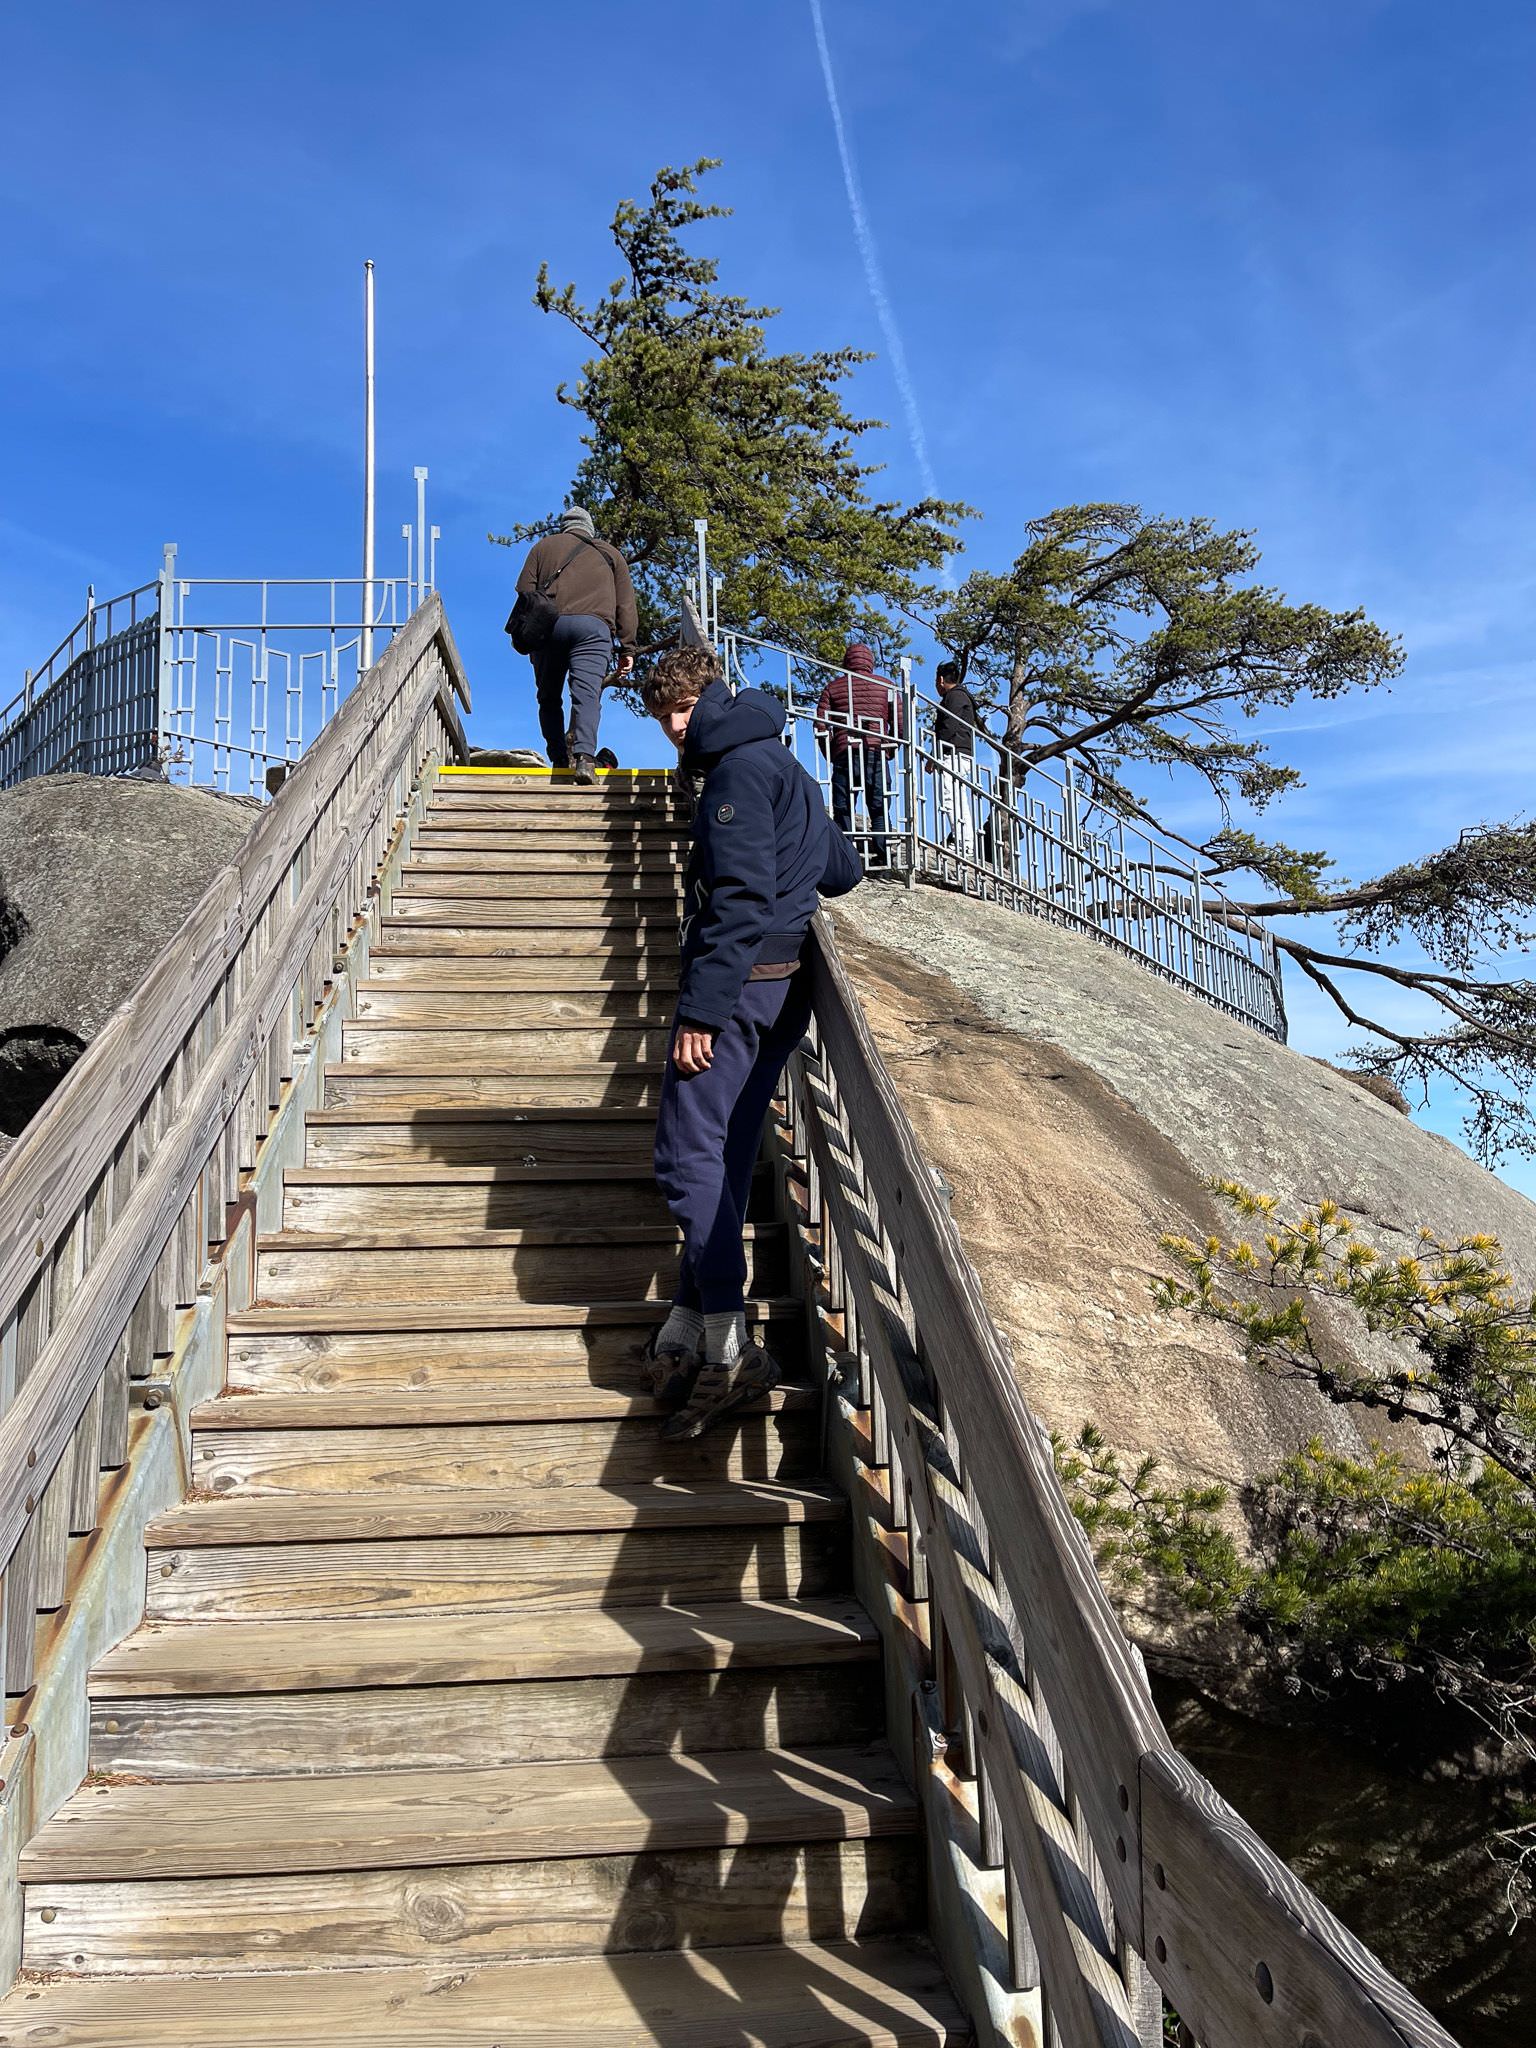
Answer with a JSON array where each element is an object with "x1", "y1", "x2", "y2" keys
[{"x1": 559, "y1": 505, "x2": 595, "y2": 536}]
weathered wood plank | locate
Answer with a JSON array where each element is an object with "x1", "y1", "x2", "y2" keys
[
  {"x1": 251, "y1": 1226, "x2": 788, "y2": 1308},
  {"x1": 351, "y1": 984, "x2": 675, "y2": 1021},
  {"x1": 146, "y1": 1475, "x2": 845, "y2": 1549},
  {"x1": 317, "y1": 1067, "x2": 663, "y2": 1112},
  {"x1": 1140, "y1": 1748, "x2": 1457, "y2": 2048},
  {"x1": 90, "y1": 1661, "x2": 883, "y2": 1778},
  {"x1": 89, "y1": 1596, "x2": 877, "y2": 1697},
  {"x1": 189, "y1": 1410, "x2": 816, "y2": 1494},
  {"x1": 2, "y1": 1938, "x2": 963, "y2": 2041},
  {"x1": 22, "y1": 1743, "x2": 917, "y2": 1880},
  {"x1": 338, "y1": 1020, "x2": 669, "y2": 1067},
  {"x1": 145, "y1": 1522, "x2": 848, "y2": 1623}
]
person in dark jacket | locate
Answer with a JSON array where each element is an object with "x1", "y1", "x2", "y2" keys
[
  {"x1": 931, "y1": 660, "x2": 980, "y2": 866},
  {"x1": 638, "y1": 644, "x2": 862, "y2": 1440},
  {"x1": 814, "y1": 641, "x2": 901, "y2": 869},
  {"x1": 512, "y1": 507, "x2": 639, "y2": 783}
]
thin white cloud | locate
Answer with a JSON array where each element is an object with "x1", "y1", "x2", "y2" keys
[{"x1": 807, "y1": 0, "x2": 949, "y2": 568}]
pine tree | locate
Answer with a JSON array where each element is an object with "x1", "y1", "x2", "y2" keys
[
  {"x1": 493, "y1": 159, "x2": 971, "y2": 665},
  {"x1": 935, "y1": 507, "x2": 1536, "y2": 1160}
]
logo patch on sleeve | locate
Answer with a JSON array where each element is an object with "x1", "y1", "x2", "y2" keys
[{"x1": 715, "y1": 802, "x2": 735, "y2": 823}]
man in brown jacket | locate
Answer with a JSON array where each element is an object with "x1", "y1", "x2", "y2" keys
[{"x1": 514, "y1": 507, "x2": 639, "y2": 782}]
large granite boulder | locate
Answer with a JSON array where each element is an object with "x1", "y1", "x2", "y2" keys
[{"x1": 0, "y1": 774, "x2": 255, "y2": 1138}]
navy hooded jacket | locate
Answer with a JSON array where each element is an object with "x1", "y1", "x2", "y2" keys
[{"x1": 677, "y1": 681, "x2": 861, "y2": 1031}]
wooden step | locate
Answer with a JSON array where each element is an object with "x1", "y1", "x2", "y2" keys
[
  {"x1": 365, "y1": 953, "x2": 678, "y2": 991},
  {"x1": 398, "y1": 867, "x2": 682, "y2": 901},
  {"x1": 91, "y1": 1596, "x2": 875, "y2": 1697},
  {"x1": 89, "y1": 1665, "x2": 883, "y2": 1783},
  {"x1": 351, "y1": 980, "x2": 678, "y2": 1021},
  {"x1": 304, "y1": 1106, "x2": 659, "y2": 1165},
  {"x1": 320, "y1": 1067, "x2": 662, "y2": 1112},
  {"x1": 280, "y1": 1161, "x2": 772, "y2": 1234},
  {"x1": 142, "y1": 1487, "x2": 849, "y2": 1621},
  {"x1": 24, "y1": 1845, "x2": 924, "y2": 1980},
  {"x1": 253, "y1": 1225, "x2": 790, "y2": 1306},
  {"x1": 407, "y1": 843, "x2": 684, "y2": 871},
  {"x1": 148, "y1": 1473, "x2": 843, "y2": 1546},
  {"x1": 21, "y1": 1744, "x2": 915, "y2": 1883},
  {"x1": 224, "y1": 1297, "x2": 810, "y2": 1391},
  {"x1": 196, "y1": 1384, "x2": 811, "y2": 1429},
  {"x1": 188, "y1": 1406, "x2": 818, "y2": 1495},
  {"x1": 430, "y1": 786, "x2": 673, "y2": 810},
  {"x1": 338, "y1": 1020, "x2": 670, "y2": 1068},
  {"x1": 420, "y1": 807, "x2": 680, "y2": 827},
  {"x1": 0, "y1": 1939, "x2": 965, "y2": 2040},
  {"x1": 378, "y1": 922, "x2": 678, "y2": 957},
  {"x1": 411, "y1": 821, "x2": 683, "y2": 848},
  {"x1": 389, "y1": 897, "x2": 678, "y2": 930}
]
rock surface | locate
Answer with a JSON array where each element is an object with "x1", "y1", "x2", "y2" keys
[
  {"x1": 829, "y1": 883, "x2": 1536, "y2": 1503},
  {"x1": 0, "y1": 774, "x2": 255, "y2": 1136}
]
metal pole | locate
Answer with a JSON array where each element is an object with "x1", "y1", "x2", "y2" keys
[
  {"x1": 694, "y1": 518, "x2": 710, "y2": 641},
  {"x1": 429, "y1": 524, "x2": 441, "y2": 595},
  {"x1": 414, "y1": 467, "x2": 429, "y2": 611},
  {"x1": 361, "y1": 260, "x2": 376, "y2": 674},
  {"x1": 401, "y1": 523, "x2": 414, "y2": 597},
  {"x1": 901, "y1": 657, "x2": 918, "y2": 886}
]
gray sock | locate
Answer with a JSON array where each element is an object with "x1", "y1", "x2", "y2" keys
[
  {"x1": 702, "y1": 1311, "x2": 748, "y2": 1366},
  {"x1": 656, "y1": 1306, "x2": 705, "y2": 1354}
]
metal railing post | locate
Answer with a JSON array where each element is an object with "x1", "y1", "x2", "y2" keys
[
  {"x1": 155, "y1": 544, "x2": 178, "y2": 775},
  {"x1": 694, "y1": 519, "x2": 711, "y2": 644},
  {"x1": 413, "y1": 467, "x2": 429, "y2": 611},
  {"x1": 901, "y1": 657, "x2": 918, "y2": 886}
]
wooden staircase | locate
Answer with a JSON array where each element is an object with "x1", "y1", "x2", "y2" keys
[{"x1": 0, "y1": 772, "x2": 967, "y2": 2045}]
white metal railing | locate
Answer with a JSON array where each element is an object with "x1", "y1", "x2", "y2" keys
[
  {"x1": 704, "y1": 618, "x2": 1286, "y2": 1041},
  {"x1": 159, "y1": 556, "x2": 416, "y2": 795},
  {"x1": 6, "y1": 492, "x2": 440, "y2": 800}
]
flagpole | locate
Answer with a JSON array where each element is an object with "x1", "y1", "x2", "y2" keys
[{"x1": 361, "y1": 259, "x2": 377, "y2": 673}]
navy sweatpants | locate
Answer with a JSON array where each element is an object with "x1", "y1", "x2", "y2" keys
[
  {"x1": 531, "y1": 612, "x2": 611, "y2": 765},
  {"x1": 653, "y1": 973, "x2": 814, "y2": 1314}
]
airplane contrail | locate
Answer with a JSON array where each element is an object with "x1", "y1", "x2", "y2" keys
[{"x1": 808, "y1": 0, "x2": 947, "y2": 530}]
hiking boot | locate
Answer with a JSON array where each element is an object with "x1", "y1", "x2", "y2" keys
[
  {"x1": 621, "y1": 1333, "x2": 701, "y2": 1411},
  {"x1": 572, "y1": 753, "x2": 598, "y2": 786},
  {"x1": 659, "y1": 1342, "x2": 779, "y2": 1443}
]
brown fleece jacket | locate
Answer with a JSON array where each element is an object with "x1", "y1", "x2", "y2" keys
[{"x1": 516, "y1": 534, "x2": 639, "y2": 654}]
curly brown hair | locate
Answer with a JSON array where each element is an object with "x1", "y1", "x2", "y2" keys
[{"x1": 641, "y1": 645, "x2": 721, "y2": 715}]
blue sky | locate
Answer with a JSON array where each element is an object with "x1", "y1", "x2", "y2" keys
[{"x1": 4, "y1": 1, "x2": 1534, "y2": 1192}]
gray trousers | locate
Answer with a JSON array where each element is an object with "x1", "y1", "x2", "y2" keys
[{"x1": 531, "y1": 613, "x2": 611, "y2": 764}]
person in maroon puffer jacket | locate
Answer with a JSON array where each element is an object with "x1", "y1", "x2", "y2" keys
[{"x1": 814, "y1": 642, "x2": 902, "y2": 871}]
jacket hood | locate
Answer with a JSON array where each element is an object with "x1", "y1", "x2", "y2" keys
[
  {"x1": 683, "y1": 680, "x2": 786, "y2": 765},
  {"x1": 843, "y1": 642, "x2": 876, "y2": 674}
]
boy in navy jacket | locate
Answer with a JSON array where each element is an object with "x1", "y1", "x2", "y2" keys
[{"x1": 639, "y1": 645, "x2": 861, "y2": 1439}]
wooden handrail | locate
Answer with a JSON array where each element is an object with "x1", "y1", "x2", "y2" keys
[
  {"x1": 0, "y1": 597, "x2": 469, "y2": 1694},
  {"x1": 795, "y1": 913, "x2": 1457, "y2": 2048}
]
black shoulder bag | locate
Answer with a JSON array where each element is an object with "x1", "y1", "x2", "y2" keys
[{"x1": 504, "y1": 538, "x2": 588, "y2": 656}]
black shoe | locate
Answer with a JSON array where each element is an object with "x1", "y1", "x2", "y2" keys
[{"x1": 572, "y1": 754, "x2": 598, "y2": 786}]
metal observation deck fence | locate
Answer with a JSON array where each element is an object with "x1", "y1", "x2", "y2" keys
[
  {"x1": 697, "y1": 612, "x2": 1287, "y2": 1043},
  {"x1": 2, "y1": 546, "x2": 428, "y2": 800}
]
